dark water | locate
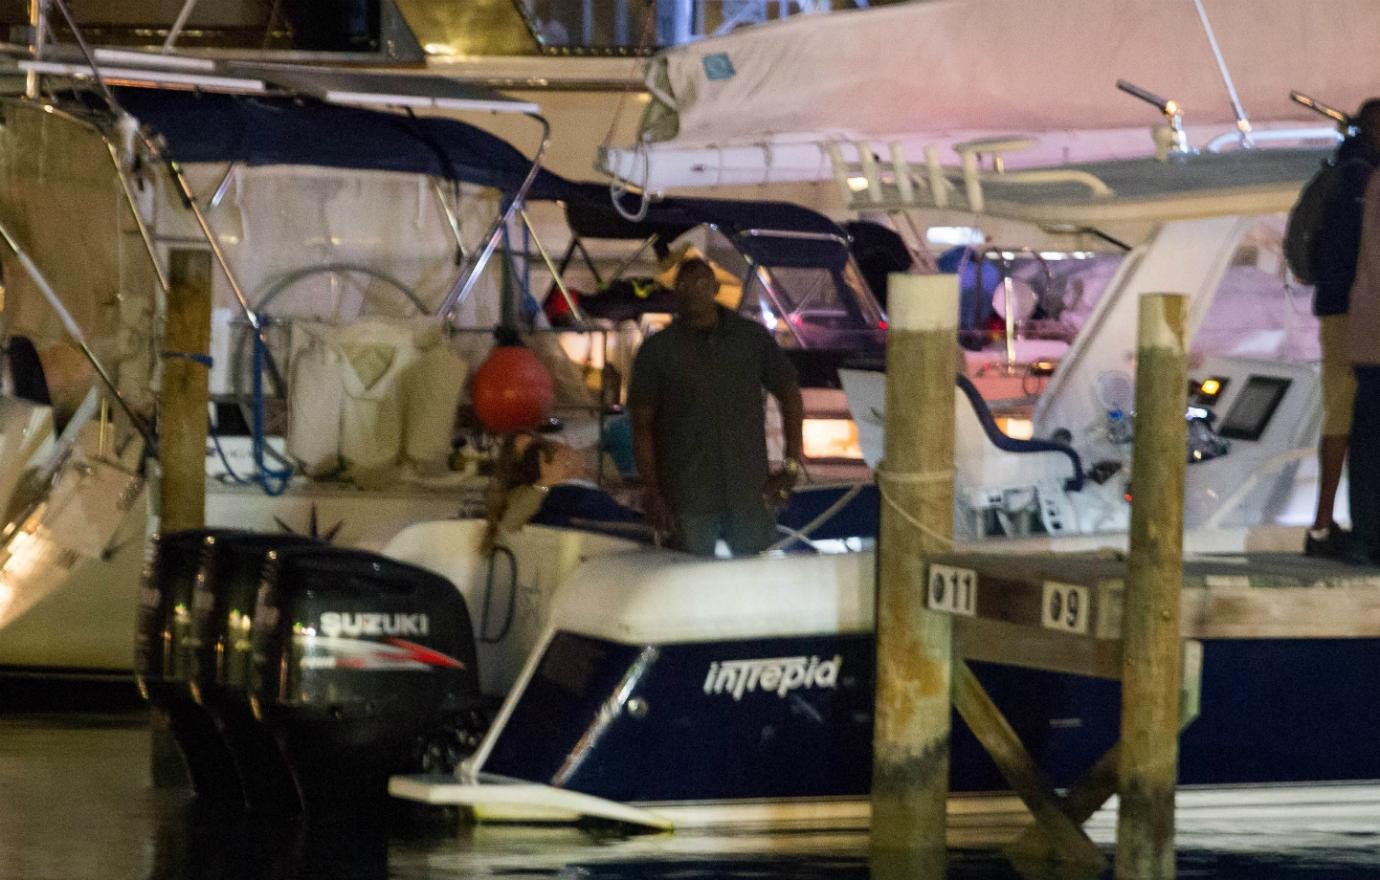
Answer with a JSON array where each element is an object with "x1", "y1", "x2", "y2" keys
[{"x1": 1, "y1": 703, "x2": 1377, "y2": 880}]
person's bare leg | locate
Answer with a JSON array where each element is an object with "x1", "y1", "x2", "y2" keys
[{"x1": 1314, "y1": 434, "x2": 1349, "y2": 531}]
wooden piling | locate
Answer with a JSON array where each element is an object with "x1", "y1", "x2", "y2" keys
[
  {"x1": 150, "y1": 248, "x2": 213, "y2": 790},
  {"x1": 158, "y1": 249, "x2": 213, "y2": 533},
  {"x1": 1116, "y1": 293, "x2": 1188, "y2": 880},
  {"x1": 871, "y1": 273, "x2": 958, "y2": 860}
]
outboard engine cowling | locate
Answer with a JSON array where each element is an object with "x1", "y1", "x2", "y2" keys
[
  {"x1": 250, "y1": 546, "x2": 480, "y2": 811},
  {"x1": 190, "y1": 531, "x2": 322, "y2": 813},
  {"x1": 135, "y1": 528, "x2": 246, "y2": 804}
]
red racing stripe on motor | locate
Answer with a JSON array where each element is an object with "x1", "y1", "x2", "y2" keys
[{"x1": 385, "y1": 638, "x2": 466, "y2": 669}]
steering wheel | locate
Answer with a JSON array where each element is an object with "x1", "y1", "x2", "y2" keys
[{"x1": 227, "y1": 263, "x2": 429, "y2": 450}]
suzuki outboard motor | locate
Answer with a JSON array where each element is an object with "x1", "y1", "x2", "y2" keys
[
  {"x1": 135, "y1": 528, "x2": 246, "y2": 804},
  {"x1": 250, "y1": 546, "x2": 480, "y2": 812},
  {"x1": 190, "y1": 531, "x2": 322, "y2": 813}
]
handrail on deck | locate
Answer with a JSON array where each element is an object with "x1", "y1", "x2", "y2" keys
[{"x1": 827, "y1": 138, "x2": 1113, "y2": 213}]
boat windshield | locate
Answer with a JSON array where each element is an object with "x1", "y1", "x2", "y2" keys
[
  {"x1": 739, "y1": 237, "x2": 888, "y2": 355},
  {"x1": 1190, "y1": 216, "x2": 1319, "y2": 363},
  {"x1": 741, "y1": 245, "x2": 886, "y2": 351}
]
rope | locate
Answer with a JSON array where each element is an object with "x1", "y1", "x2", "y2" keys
[
  {"x1": 161, "y1": 350, "x2": 213, "y2": 369},
  {"x1": 875, "y1": 464, "x2": 955, "y2": 548},
  {"x1": 250, "y1": 332, "x2": 293, "y2": 496},
  {"x1": 609, "y1": 144, "x2": 652, "y2": 222},
  {"x1": 207, "y1": 413, "x2": 251, "y2": 487}
]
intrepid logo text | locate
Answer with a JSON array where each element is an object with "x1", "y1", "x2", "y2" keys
[
  {"x1": 318, "y1": 612, "x2": 429, "y2": 639},
  {"x1": 703, "y1": 655, "x2": 841, "y2": 700}
]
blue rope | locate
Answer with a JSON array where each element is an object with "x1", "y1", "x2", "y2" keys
[
  {"x1": 251, "y1": 333, "x2": 293, "y2": 496},
  {"x1": 162, "y1": 350, "x2": 214, "y2": 369},
  {"x1": 207, "y1": 413, "x2": 251, "y2": 486}
]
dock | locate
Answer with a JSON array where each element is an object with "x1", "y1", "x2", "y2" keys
[
  {"x1": 908, "y1": 548, "x2": 1380, "y2": 873},
  {"x1": 871, "y1": 289, "x2": 1369, "y2": 879},
  {"x1": 930, "y1": 551, "x2": 1380, "y2": 648}
]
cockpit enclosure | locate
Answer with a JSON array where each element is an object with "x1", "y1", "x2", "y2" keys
[
  {"x1": 733, "y1": 230, "x2": 886, "y2": 353},
  {"x1": 0, "y1": 86, "x2": 608, "y2": 492},
  {"x1": 1026, "y1": 213, "x2": 1326, "y2": 534},
  {"x1": 843, "y1": 201, "x2": 1332, "y2": 543},
  {"x1": 548, "y1": 188, "x2": 889, "y2": 395}
]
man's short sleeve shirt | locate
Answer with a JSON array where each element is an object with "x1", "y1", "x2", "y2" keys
[{"x1": 628, "y1": 308, "x2": 797, "y2": 513}]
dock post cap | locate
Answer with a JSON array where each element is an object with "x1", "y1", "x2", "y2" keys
[
  {"x1": 887, "y1": 273, "x2": 959, "y2": 332},
  {"x1": 1136, "y1": 292, "x2": 1187, "y2": 351}
]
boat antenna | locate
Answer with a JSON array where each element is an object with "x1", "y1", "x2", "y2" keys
[
  {"x1": 1189, "y1": 0, "x2": 1253, "y2": 147},
  {"x1": 1116, "y1": 80, "x2": 1191, "y2": 157},
  {"x1": 1289, "y1": 91, "x2": 1353, "y2": 133}
]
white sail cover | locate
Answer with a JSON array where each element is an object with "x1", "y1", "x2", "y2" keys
[{"x1": 608, "y1": 0, "x2": 1380, "y2": 189}]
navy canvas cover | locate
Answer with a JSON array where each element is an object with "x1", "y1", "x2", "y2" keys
[
  {"x1": 561, "y1": 183, "x2": 849, "y2": 268},
  {"x1": 115, "y1": 88, "x2": 567, "y2": 197}
]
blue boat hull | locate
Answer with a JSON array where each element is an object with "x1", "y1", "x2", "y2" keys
[{"x1": 479, "y1": 632, "x2": 1380, "y2": 804}]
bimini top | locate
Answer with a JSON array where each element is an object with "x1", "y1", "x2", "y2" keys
[
  {"x1": 114, "y1": 87, "x2": 568, "y2": 197},
  {"x1": 561, "y1": 182, "x2": 850, "y2": 268}
]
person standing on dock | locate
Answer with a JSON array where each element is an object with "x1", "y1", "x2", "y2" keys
[
  {"x1": 1308, "y1": 99, "x2": 1380, "y2": 558},
  {"x1": 630, "y1": 258, "x2": 805, "y2": 556},
  {"x1": 1345, "y1": 101, "x2": 1380, "y2": 564}
]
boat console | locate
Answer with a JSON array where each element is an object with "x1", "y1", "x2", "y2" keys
[{"x1": 1179, "y1": 356, "x2": 1318, "y2": 529}]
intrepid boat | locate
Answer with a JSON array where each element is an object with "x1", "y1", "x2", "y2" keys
[{"x1": 379, "y1": 122, "x2": 1380, "y2": 837}]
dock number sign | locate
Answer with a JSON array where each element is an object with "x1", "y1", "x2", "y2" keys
[
  {"x1": 927, "y1": 564, "x2": 977, "y2": 617},
  {"x1": 1041, "y1": 581, "x2": 1090, "y2": 634}
]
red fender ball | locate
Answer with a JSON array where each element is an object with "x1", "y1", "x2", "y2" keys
[{"x1": 471, "y1": 345, "x2": 555, "y2": 432}]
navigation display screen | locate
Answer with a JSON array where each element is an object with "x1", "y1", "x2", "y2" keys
[{"x1": 1218, "y1": 375, "x2": 1291, "y2": 442}]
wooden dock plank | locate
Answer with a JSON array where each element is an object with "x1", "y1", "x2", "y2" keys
[
  {"x1": 953, "y1": 617, "x2": 1122, "y2": 679},
  {"x1": 927, "y1": 552, "x2": 1380, "y2": 640}
]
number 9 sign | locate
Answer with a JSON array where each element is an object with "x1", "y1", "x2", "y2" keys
[{"x1": 1041, "y1": 581, "x2": 1090, "y2": 634}]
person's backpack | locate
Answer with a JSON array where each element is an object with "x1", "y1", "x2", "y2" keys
[{"x1": 1284, "y1": 159, "x2": 1343, "y2": 285}]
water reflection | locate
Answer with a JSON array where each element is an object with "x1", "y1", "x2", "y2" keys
[
  {"x1": 3, "y1": 708, "x2": 1380, "y2": 880},
  {"x1": 146, "y1": 800, "x2": 469, "y2": 880}
]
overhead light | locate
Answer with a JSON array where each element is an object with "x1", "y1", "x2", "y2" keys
[{"x1": 846, "y1": 176, "x2": 870, "y2": 192}]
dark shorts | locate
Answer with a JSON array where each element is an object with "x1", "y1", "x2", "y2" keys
[{"x1": 672, "y1": 501, "x2": 778, "y2": 557}]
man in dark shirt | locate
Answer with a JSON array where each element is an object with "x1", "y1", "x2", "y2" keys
[{"x1": 629, "y1": 258, "x2": 804, "y2": 556}]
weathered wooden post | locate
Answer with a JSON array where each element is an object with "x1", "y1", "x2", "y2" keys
[
  {"x1": 1116, "y1": 293, "x2": 1188, "y2": 880},
  {"x1": 158, "y1": 249, "x2": 213, "y2": 532},
  {"x1": 151, "y1": 248, "x2": 212, "y2": 789},
  {"x1": 871, "y1": 273, "x2": 958, "y2": 863}
]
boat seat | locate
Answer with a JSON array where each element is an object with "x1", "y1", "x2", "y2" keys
[
  {"x1": 839, "y1": 367, "x2": 1084, "y2": 496},
  {"x1": 955, "y1": 374, "x2": 1084, "y2": 492}
]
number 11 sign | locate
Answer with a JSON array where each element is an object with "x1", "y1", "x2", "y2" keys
[{"x1": 926, "y1": 564, "x2": 977, "y2": 617}]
